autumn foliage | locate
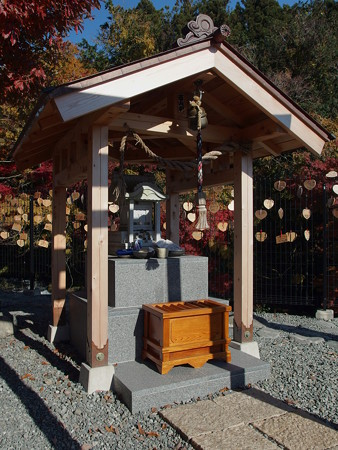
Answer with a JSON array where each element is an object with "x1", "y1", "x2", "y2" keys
[{"x1": 0, "y1": 0, "x2": 99, "y2": 100}]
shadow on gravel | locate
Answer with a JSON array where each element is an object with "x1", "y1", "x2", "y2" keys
[
  {"x1": 14, "y1": 329, "x2": 80, "y2": 383},
  {"x1": 240, "y1": 386, "x2": 338, "y2": 431},
  {"x1": 254, "y1": 316, "x2": 338, "y2": 341},
  {"x1": 0, "y1": 355, "x2": 81, "y2": 449}
]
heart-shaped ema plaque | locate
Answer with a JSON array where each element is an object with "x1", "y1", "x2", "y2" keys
[
  {"x1": 12, "y1": 223, "x2": 22, "y2": 232},
  {"x1": 302, "y1": 208, "x2": 311, "y2": 220},
  {"x1": 38, "y1": 240, "x2": 49, "y2": 248},
  {"x1": 43, "y1": 199, "x2": 51, "y2": 207},
  {"x1": 33, "y1": 215, "x2": 43, "y2": 224},
  {"x1": 36, "y1": 197, "x2": 43, "y2": 206},
  {"x1": 192, "y1": 231, "x2": 203, "y2": 241},
  {"x1": 255, "y1": 209, "x2": 267, "y2": 220},
  {"x1": 209, "y1": 201, "x2": 220, "y2": 214},
  {"x1": 217, "y1": 222, "x2": 228, "y2": 232},
  {"x1": 183, "y1": 201, "x2": 194, "y2": 212},
  {"x1": 17, "y1": 239, "x2": 25, "y2": 247},
  {"x1": 304, "y1": 179, "x2": 316, "y2": 190},
  {"x1": 326, "y1": 170, "x2": 337, "y2": 178},
  {"x1": 286, "y1": 231, "x2": 297, "y2": 242},
  {"x1": 278, "y1": 208, "x2": 284, "y2": 219},
  {"x1": 227, "y1": 200, "x2": 234, "y2": 211},
  {"x1": 274, "y1": 180, "x2": 286, "y2": 191},
  {"x1": 304, "y1": 230, "x2": 310, "y2": 241},
  {"x1": 46, "y1": 214, "x2": 52, "y2": 223},
  {"x1": 17, "y1": 207, "x2": 24, "y2": 215},
  {"x1": 44, "y1": 223, "x2": 52, "y2": 231},
  {"x1": 187, "y1": 212, "x2": 196, "y2": 222},
  {"x1": 0, "y1": 231, "x2": 9, "y2": 239},
  {"x1": 333, "y1": 184, "x2": 338, "y2": 195},
  {"x1": 71, "y1": 191, "x2": 80, "y2": 201},
  {"x1": 255, "y1": 231, "x2": 267, "y2": 242},
  {"x1": 263, "y1": 199, "x2": 274, "y2": 210},
  {"x1": 332, "y1": 209, "x2": 338, "y2": 219},
  {"x1": 109, "y1": 204, "x2": 119, "y2": 213}
]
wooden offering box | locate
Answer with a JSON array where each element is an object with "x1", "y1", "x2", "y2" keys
[{"x1": 142, "y1": 300, "x2": 232, "y2": 374}]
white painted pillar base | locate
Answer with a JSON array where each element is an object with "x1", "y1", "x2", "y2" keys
[
  {"x1": 315, "y1": 309, "x2": 334, "y2": 320},
  {"x1": 230, "y1": 340, "x2": 260, "y2": 359},
  {"x1": 79, "y1": 362, "x2": 115, "y2": 394},
  {"x1": 47, "y1": 324, "x2": 70, "y2": 343}
]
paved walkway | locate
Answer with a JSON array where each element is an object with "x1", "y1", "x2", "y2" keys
[{"x1": 160, "y1": 388, "x2": 338, "y2": 450}]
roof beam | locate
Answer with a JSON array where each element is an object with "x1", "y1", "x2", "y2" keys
[{"x1": 108, "y1": 112, "x2": 238, "y2": 144}]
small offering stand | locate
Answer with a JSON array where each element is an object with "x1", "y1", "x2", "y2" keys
[{"x1": 142, "y1": 299, "x2": 232, "y2": 374}]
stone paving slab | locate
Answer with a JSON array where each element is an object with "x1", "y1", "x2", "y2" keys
[
  {"x1": 253, "y1": 411, "x2": 338, "y2": 450},
  {"x1": 160, "y1": 388, "x2": 290, "y2": 440},
  {"x1": 291, "y1": 334, "x2": 325, "y2": 345},
  {"x1": 256, "y1": 328, "x2": 280, "y2": 339},
  {"x1": 190, "y1": 424, "x2": 280, "y2": 450}
]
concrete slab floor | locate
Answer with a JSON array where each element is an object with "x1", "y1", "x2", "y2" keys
[{"x1": 160, "y1": 388, "x2": 338, "y2": 450}]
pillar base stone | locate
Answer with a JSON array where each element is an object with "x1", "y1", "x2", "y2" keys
[
  {"x1": 315, "y1": 309, "x2": 334, "y2": 320},
  {"x1": 79, "y1": 362, "x2": 115, "y2": 394},
  {"x1": 47, "y1": 324, "x2": 70, "y2": 343},
  {"x1": 230, "y1": 340, "x2": 260, "y2": 359}
]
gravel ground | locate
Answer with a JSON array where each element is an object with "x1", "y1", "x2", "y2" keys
[{"x1": 0, "y1": 292, "x2": 337, "y2": 449}]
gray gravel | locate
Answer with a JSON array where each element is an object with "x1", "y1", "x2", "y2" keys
[{"x1": 0, "y1": 292, "x2": 337, "y2": 449}]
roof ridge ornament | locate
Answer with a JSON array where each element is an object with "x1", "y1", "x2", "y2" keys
[{"x1": 177, "y1": 14, "x2": 231, "y2": 47}]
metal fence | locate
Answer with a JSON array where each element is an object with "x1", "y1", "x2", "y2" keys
[{"x1": 0, "y1": 178, "x2": 336, "y2": 311}]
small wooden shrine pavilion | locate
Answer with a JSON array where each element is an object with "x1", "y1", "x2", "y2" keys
[{"x1": 13, "y1": 15, "x2": 333, "y2": 393}]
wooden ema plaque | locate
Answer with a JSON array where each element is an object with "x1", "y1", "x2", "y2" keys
[{"x1": 142, "y1": 299, "x2": 232, "y2": 374}]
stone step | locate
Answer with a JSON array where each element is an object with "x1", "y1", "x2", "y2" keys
[{"x1": 113, "y1": 348, "x2": 270, "y2": 413}]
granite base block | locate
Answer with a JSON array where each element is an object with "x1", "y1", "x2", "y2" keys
[
  {"x1": 108, "y1": 255, "x2": 208, "y2": 308},
  {"x1": 113, "y1": 348, "x2": 270, "y2": 413}
]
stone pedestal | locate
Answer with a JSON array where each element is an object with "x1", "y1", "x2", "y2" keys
[{"x1": 315, "y1": 309, "x2": 334, "y2": 320}]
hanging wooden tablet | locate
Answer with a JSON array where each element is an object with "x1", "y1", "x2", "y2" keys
[
  {"x1": 38, "y1": 239, "x2": 49, "y2": 248},
  {"x1": 255, "y1": 231, "x2": 267, "y2": 242},
  {"x1": 217, "y1": 222, "x2": 228, "y2": 232},
  {"x1": 274, "y1": 180, "x2": 286, "y2": 191},
  {"x1": 33, "y1": 215, "x2": 43, "y2": 224},
  {"x1": 0, "y1": 231, "x2": 9, "y2": 239},
  {"x1": 302, "y1": 208, "x2": 311, "y2": 220},
  {"x1": 255, "y1": 209, "x2": 267, "y2": 220},
  {"x1": 263, "y1": 199, "x2": 274, "y2": 210},
  {"x1": 37, "y1": 197, "x2": 43, "y2": 206},
  {"x1": 209, "y1": 201, "x2": 220, "y2": 214},
  {"x1": 20, "y1": 232, "x2": 28, "y2": 240},
  {"x1": 20, "y1": 193, "x2": 28, "y2": 200},
  {"x1": 49, "y1": 189, "x2": 53, "y2": 197},
  {"x1": 66, "y1": 206, "x2": 70, "y2": 215},
  {"x1": 162, "y1": 222, "x2": 166, "y2": 230},
  {"x1": 84, "y1": 224, "x2": 88, "y2": 232},
  {"x1": 304, "y1": 230, "x2": 310, "y2": 241},
  {"x1": 84, "y1": 239, "x2": 87, "y2": 249},
  {"x1": 187, "y1": 212, "x2": 196, "y2": 222},
  {"x1": 332, "y1": 209, "x2": 338, "y2": 219},
  {"x1": 333, "y1": 184, "x2": 338, "y2": 195},
  {"x1": 5, "y1": 194, "x2": 12, "y2": 201},
  {"x1": 304, "y1": 179, "x2": 316, "y2": 190},
  {"x1": 278, "y1": 208, "x2": 284, "y2": 219},
  {"x1": 10, "y1": 197, "x2": 18, "y2": 206},
  {"x1": 17, "y1": 239, "x2": 25, "y2": 247},
  {"x1": 14, "y1": 215, "x2": 21, "y2": 223},
  {"x1": 12, "y1": 223, "x2": 22, "y2": 232},
  {"x1": 75, "y1": 212, "x2": 86, "y2": 221},
  {"x1": 276, "y1": 233, "x2": 288, "y2": 244},
  {"x1": 71, "y1": 191, "x2": 80, "y2": 201},
  {"x1": 192, "y1": 231, "x2": 203, "y2": 240},
  {"x1": 183, "y1": 201, "x2": 193, "y2": 212},
  {"x1": 22, "y1": 213, "x2": 28, "y2": 222},
  {"x1": 228, "y1": 200, "x2": 234, "y2": 211},
  {"x1": 73, "y1": 221, "x2": 81, "y2": 229},
  {"x1": 111, "y1": 221, "x2": 118, "y2": 231},
  {"x1": 43, "y1": 199, "x2": 51, "y2": 207},
  {"x1": 109, "y1": 204, "x2": 119, "y2": 213},
  {"x1": 17, "y1": 206, "x2": 24, "y2": 215},
  {"x1": 286, "y1": 231, "x2": 297, "y2": 242},
  {"x1": 297, "y1": 185, "x2": 303, "y2": 198},
  {"x1": 326, "y1": 170, "x2": 337, "y2": 178},
  {"x1": 213, "y1": 185, "x2": 223, "y2": 194},
  {"x1": 46, "y1": 213, "x2": 52, "y2": 223},
  {"x1": 44, "y1": 223, "x2": 52, "y2": 231},
  {"x1": 34, "y1": 191, "x2": 41, "y2": 199},
  {"x1": 67, "y1": 197, "x2": 72, "y2": 205}
]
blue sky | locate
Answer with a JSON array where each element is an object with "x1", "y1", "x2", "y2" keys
[{"x1": 67, "y1": 0, "x2": 298, "y2": 45}]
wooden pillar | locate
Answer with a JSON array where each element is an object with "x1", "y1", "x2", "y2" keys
[
  {"x1": 86, "y1": 125, "x2": 109, "y2": 367},
  {"x1": 51, "y1": 184, "x2": 67, "y2": 327},
  {"x1": 166, "y1": 169, "x2": 180, "y2": 245},
  {"x1": 233, "y1": 149, "x2": 254, "y2": 343}
]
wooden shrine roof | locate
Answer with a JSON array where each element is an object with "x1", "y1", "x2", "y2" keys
[{"x1": 13, "y1": 16, "x2": 334, "y2": 173}]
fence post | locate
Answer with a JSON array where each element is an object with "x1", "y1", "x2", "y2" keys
[
  {"x1": 29, "y1": 195, "x2": 35, "y2": 290},
  {"x1": 323, "y1": 183, "x2": 327, "y2": 310}
]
